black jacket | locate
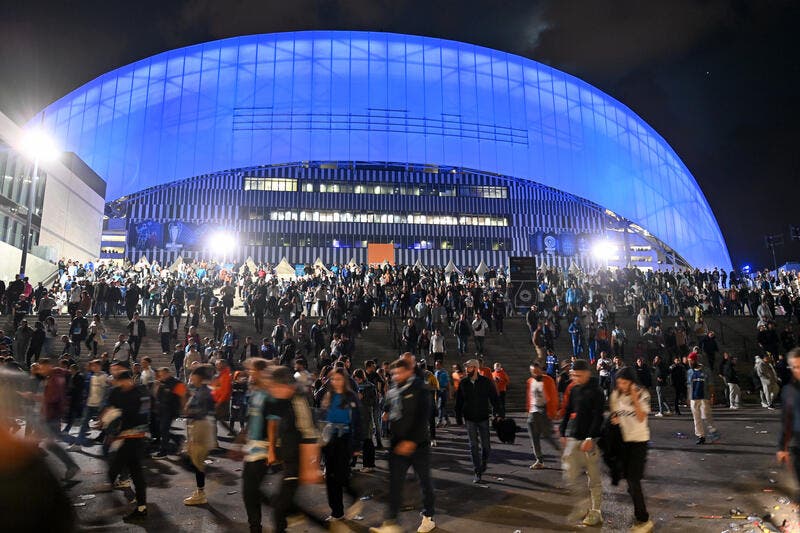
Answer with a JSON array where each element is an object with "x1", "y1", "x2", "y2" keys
[
  {"x1": 721, "y1": 359, "x2": 740, "y2": 385},
  {"x1": 455, "y1": 374, "x2": 499, "y2": 422},
  {"x1": 559, "y1": 376, "x2": 604, "y2": 439},
  {"x1": 387, "y1": 375, "x2": 431, "y2": 446}
]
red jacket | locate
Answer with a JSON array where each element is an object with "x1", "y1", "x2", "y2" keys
[
  {"x1": 43, "y1": 367, "x2": 68, "y2": 421},
  {"x1": 526, "y1": 374, "x2": 558, "y2": 420},
  {"x1": 211, "y1": 367, "x2": 232, "y2": 404}
]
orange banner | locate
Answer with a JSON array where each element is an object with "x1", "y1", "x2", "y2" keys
[{"x1": 367, "y1": 243, "x2": 395, "y2": 265}]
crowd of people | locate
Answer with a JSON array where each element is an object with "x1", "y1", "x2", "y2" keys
[{"x1": 3, "y1": 256, "x2": 800, "y2": 532}]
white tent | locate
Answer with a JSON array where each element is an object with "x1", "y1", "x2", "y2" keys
[
  {"x1": 274, "y1": 257, "x2": 297, "y2": 280},
  {"x1": 169, "y1": 256, "x2": 183, "y2": 272},
  {"x1": 413, "y1": 258, "x2": 427, "y2": 272},
  {"x1": 137, "y1": 255, "x2": 151, "y2": 268},
  {"x1": 313, "y1": 257, "x2": 332, "y2": 276},
  {"x1": 568, "y1": 261, "x2": 582, "y2": 275},
  {"x1": 347, "y1": 257, "x2": 358, "y2": 268},
  {"x1": 475, "y1": 260, "x2": 489, "y2": 277},
  {"x1": 444, "y1": 259, "x2": 461, "y2": 274}
]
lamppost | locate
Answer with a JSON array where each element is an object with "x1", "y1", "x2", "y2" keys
[{"x1": 16, "y1": 128, "x2": 60, "y2": 276}]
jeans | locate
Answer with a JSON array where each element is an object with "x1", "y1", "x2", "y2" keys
[
  {"x1": 562, "y1": 438, "x2": 602, "y2": 511},
  {"x1": 387, "y1": 443, "x2": 435, "y2": 520},
  {"x1": 456, "y1": 335, "x2": 469, "y2": 355},
  {"x1": 728, "y1": 383, "x2": 741, "y2": 408},
  {"x1": 160, "y1": 332, "x2": 172, "y2": 353},
  {"x1": 108, "y1": 438, "x2": 146, "y2": 506},
  {"x1": 465, "y1": 419, "x2": 491, "y2": 474},
  {"x1": 474, "y1": 335, "x2": 485, "y2": 355},
  {"x1": 690, "y1": 399, "x2": 717, "y2": 438},
  {"x1": 129, "y1": 335, "x2": 141, "y2": 359},
  {"x1": 622, "y1": 441, "x2": 649, "y2": 523},
  {"x1": 437, "y1": 391, "x2": 449, "y2": 423},
  {"x1": 655, "y1": 385, "x2": 670, "y2": 414},
  {"x1": 673, "y1": 385, "x2": 685, "y2": 413},
  {"x1": 526, "y1": 411, "x2": 557, "y2": 463}
]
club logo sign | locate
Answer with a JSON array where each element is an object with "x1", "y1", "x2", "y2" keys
[{"x1": 543, "y1": 234, "x2": 557, "y2": 254}]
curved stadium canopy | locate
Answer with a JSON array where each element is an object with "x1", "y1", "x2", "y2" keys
[{"x1": 30, "y1": 31, "x2": 731, "y2": 271}]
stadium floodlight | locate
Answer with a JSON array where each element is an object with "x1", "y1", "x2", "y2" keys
[
  {"x1": 591, "y1": 240, "x2": 617, "y2": 261},
  {"x1": 15, "y1": 127, "x2": 60, "y2": 276},
  {"x1": 18, "y1": 127, "x2": 60, "y2": 163},
  {"x1": 207, "y1": 230, "x2": 238, "y2": 259}
]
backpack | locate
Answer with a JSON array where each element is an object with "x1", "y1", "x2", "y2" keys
[{"x1": 493, "y1": 417, "x2": 518, "y2": 444}]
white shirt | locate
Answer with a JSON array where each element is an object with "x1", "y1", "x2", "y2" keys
[
  {"x1": 529, "y1": 378, "x2": 545, "y2": 413},
  {"x1": 610, "y1": 389, "x2": 650, "y2": 442}
]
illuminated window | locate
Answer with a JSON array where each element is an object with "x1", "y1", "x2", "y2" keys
[
  {"x1": 243, "y1": 177, "x2": 298, "y2": 192},
  {"x1": 266, "y1": 209, "x2": 507, "y2": 227}
]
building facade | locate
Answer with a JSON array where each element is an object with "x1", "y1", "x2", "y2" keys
[
  {"x1": 0, "y1": 112, "x2": 105, "y2": 280},
  {"x1": 29, "y1": 31, "x2": 731, "y2": 271}
]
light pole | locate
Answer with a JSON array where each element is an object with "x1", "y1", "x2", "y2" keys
[{"x1": 17, "y1": 128, "x2": 60, "y2": 276}]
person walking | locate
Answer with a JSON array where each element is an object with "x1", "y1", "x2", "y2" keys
[
  {"x1": 183, "y1": 365, "x2": 216, "y2": 506},
  {"x1": 434, "y1": 360, "x2": 451, "y2": 427},
  {"x1": 669, "y1": 356, "x2": 687, "y2": 415},
  {"x1": 687, "y1": 353, "x2": 720, "y2": 445},
  {"x1": 72, "y1": 358, "x2": 108, "y2": 449},
  {"x1": 152, "y1": 367, "x2": 187, "y2": 458},
  {"x1": 559, "y1": 359, "x2": 605, "y2": 527},
  {"x1": 370, "y1": 357, "x2": 436, "y2": 533},
  {"x1": 777, "y1": 348, "x2": 800, "y2": 503},
  {"x1": 319, "y1": 367, "x2": 363, "y2": 522},
  {"x1": 263, "y1": 366, "x2": 324, "y2": 533},
  {"x1": 719, "y1": 352, "x2": 741, "y2": 409},
  {"x1": 100, "y1": 369, "x2": 150, "y2": 520},
  {"x1": 526, "y1": 361, "x2": 559, "y2": 470},
  {"x1": 455, "y1": 358, "x2": 499, "y2": 483},
  {"x1": 610, "y1": 367, "x2": 654, "y2": 532}
]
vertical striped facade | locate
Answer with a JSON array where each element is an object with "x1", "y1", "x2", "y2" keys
[{"x1": 111, "y1": 161, "x2": 669, "y2": 270}]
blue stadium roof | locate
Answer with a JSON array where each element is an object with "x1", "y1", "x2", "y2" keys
[{"x1": 30, "y1": 31, "x2": 731, "y2": 270}]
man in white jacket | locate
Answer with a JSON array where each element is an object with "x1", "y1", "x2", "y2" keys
[{"x1": 71, "y1": 359, "x2": 108, "y2": 450}]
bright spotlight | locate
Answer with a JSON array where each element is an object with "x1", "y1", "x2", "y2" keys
[
  {"x1": 207, "y1": 230, "x2": 237, "y2": 253},
  {"x1": 17, "y1": 127, "x2": 60, "y2": 162},
  {"x1": 592, "y1": 240, "x2": 617, "y2": 261}
]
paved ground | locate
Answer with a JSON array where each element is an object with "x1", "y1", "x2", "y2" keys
[{"x1": 52, "y1": 405, "x2": 799, "y2": 533}]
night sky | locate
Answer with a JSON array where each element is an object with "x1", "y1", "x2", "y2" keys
[{"x1": 1, "y1": 0, "x2": 798, "y2": 270}]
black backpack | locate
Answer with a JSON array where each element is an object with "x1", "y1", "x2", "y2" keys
[{"x1": 493, "y1": 418, "x2": 518, "y2": 444}]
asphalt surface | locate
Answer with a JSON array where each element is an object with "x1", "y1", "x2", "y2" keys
[{"x1": 55, "y1": 406, "x2": 797, "y2": 533}]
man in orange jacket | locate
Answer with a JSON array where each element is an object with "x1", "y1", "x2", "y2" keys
[
  {"x1": 211, "y1": 359, "x2": 233, "y2": 437},
  {"x1": 526, "y1": 361, "x2": 559, "y2": 470},
  {"x1": 492, "y1": 362, "x2": 510, "y2": 417}
]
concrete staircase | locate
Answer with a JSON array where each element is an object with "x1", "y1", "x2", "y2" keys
[{"x1": 15, "y1": 308, "x2": 762, "y2": 412}]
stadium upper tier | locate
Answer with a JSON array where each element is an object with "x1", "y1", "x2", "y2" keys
[{"x1": 29, "y1": 30, "x2": 730, "y2": 271}]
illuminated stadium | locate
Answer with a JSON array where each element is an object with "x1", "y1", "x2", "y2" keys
[{"x1": 29, "y1": 31, "x2": 732, "y2": 271}]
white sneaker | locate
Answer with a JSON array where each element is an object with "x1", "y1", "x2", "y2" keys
[
  {"x1": 417, "y1": 515, "x2": 436, "y2": 533},
  {"x1": 345, "y1": 499, "x2": 364, "y2": 520},
  {"x1": 183, "y1": 489, "x2": 207, "y2": 506},
  {"x1": 582, "y1": 509, "x2": 603, "y2": 526},
  {"x1": 430, "y1": 440, "x2": 437, "y2": 447},
  {"x1": 654, "y1": 412, "x2": 663, "y2": 417},
  {"x1": 529, "y1": 460, "x2": 544, "y2": 470},
  {"x1": 630, "y1": 519, "x2": 654, "y2": 532}
]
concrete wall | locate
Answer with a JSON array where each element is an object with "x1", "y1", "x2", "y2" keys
[
  {"x1": 38, "y1": 162, "x2": 104, "y2": 262},
  {"x1": 0, "y1": 239, "x2": 58, "y2": 283}
]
